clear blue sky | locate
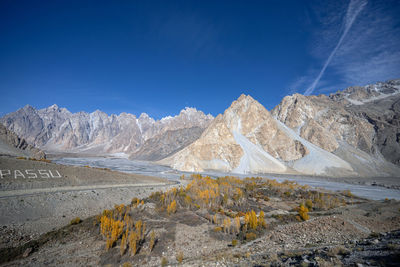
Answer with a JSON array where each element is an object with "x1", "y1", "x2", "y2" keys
[{"x1": 1, "y1": 0, "x2": 399, "y2": 119}]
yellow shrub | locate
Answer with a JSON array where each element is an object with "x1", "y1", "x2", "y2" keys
[
  {"x1": 245, "y1": 232, "x2": 257, "y2": 241},
  {"x1": 214, "y1": 226, "x2": 222, "y2": 232},
  {"x1": 129, "y1": 230, "x2": 138, "y2": 256},
  {"x1": 184, "y1": 195, "x2": 192, "y2": 206},
  {"x1": 232, "y1": 239, "x2": 238, "y2": 246},
  {"x1": 161, "y1": 257, "x2": 168, "y2": 267},
  {"x1": 245, "y1": 210, "x2": 258, "y2": 230},
  {"x1": 258, "y1": 211, "x2": 266, "y2": 228},
  {"x1": 142, "y1": 222, "x2": 146, "y2": 240},
  {"x1": 109, "y1": 220, "x2": 123, "y2": 249},
  {"x1": 298, "y1": 204, "x2": 309, "y2": 221},
  {"x1": 342, "y1": 190, "x2": 353, "y2": 197},
  {"x1": 167, "y1": 200, "x2": 177, "y2": 215},
  {"x1": 213, "y1": 214, "x2": 218, "y2": 224},
  {"x1": 233, "y1": 188, "x2": 243, "y2": 201},
  {"x1": 223, "y1": 218, "x2": 231, "y2": 233},
  {"x1": 149, "y1": 230, "x2": 156, "y2": 252},
  {"x1": 233, "y1": 216, "x2": 241, "y2": 234},
  {"x1": 70, "y1": 217, "x2": 81, "y2": 225},
  {"x1": 115, "y1": 204, "x2": 125, "y2": 216},
  {"x1": 100, "y1": 213, "x2": 123, "y2": 250},
  {"x1": 120, "y1": 232, "x2": 127, "y2": 255},
  {"x1": 131, "y1": 197, "x2": 140, "y2": 208},
  {"x1": 305, "y1": 199, "x2": 313, "y2": 210},
  {"x1": 176, "y1": 251, "x2": 184, "y2": 264}
]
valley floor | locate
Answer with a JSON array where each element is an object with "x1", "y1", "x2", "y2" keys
[{"x1": 0, "y1": 156, "x2": 400, "y2": 266}]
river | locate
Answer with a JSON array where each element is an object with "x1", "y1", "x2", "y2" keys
[{"x1": 53, "y1": 157, "x2": 400, "y2": 201}]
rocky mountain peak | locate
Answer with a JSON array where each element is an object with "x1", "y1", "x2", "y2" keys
[
  {"x1": 229, "y1": 94, "x2": 256, "y2": 110},
  {"x1": 39, "y1": 104, "x2": 71, "y2": 116},
  {"x1": 118, "y1": 112, "x2": 135, "y2": 119},
  {"x1": 21, "y1": 104, "x2": 36, "y2": 112},
  {"x1": 0, "y1": 103, "x2": 213, "y2": 157},
  {"x1": 139, "y1": 113, "x2": 151, "y2": 119},
  {"x1": 180, "y1": 107, "x2": 198, "y2": 114},
  {"x1": 161, "y1": 93, "x2": 311, "y2": 174},
  {"x1": 236, "y1": 93, "x2": 253, "y2": 102},
  {"x1": 49, "y1": 104, "x2": 59, "y2": 110}
]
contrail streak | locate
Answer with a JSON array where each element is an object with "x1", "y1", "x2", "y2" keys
[{"x1": 304, "y1": 0, "x2": 368, "y2": 95}]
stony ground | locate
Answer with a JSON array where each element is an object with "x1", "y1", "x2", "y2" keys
[
  {"x1": 0, "y1": 156, "x2": 176, "y2": 251},
  {"x1": 1, "y1": 157, "x2": 399, "y2": 266},
  {"x1": 1, "y1": 175, "x2": 399, "y2": 267}
]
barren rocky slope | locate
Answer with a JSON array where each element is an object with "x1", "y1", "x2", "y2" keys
[
  {"x1": 161, "y1": 94, "x2": 310, "y2": 174},
  {"x1": 273, "y1": 79, "x2": 400, "y2": 163},
  {"x1": 272, "y1": 79, "x2": 400, "y2": 175},
  {"x1": 163, "y1": 80, "x2": 400, "y2": 177},
  {"x1": 129, "y1": 126, "x2": 205, "y2": 161},
  {"x1": 0, "y1": 105, "x2": 213, "y2": 158},
  {"x1": 0, "y1": 123, "x2": 45, "y2": 159},
  {"x1": 345, "y1": 94, "x2": 400, "y2": 165}
]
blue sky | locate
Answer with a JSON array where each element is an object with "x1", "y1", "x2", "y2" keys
[{"x1": 0, "y1": 0, "x2": 399, "y2": 119}]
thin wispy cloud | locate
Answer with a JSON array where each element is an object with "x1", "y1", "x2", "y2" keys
[
  {"x1": 304, "y1": 0, "x2": 367, "y2": 95},
  {"x1": 332, "y1": 1, "x2": 400, "y2": 85},
  {"x1": 292, "y1": 0, "x2": 400, "y2": 95}
]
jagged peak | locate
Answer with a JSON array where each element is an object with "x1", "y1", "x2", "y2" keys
[
  {"x1": 181, "y1": 107, "x2": 198, "y2": 113},
  {"x1": 48, "y1": 104, "x2": 59, "y2": 110},
  {"x1": 158, "y1": 107, "x2": 212, "y2": 122},
  {"x1": 38, "y1": 104, "x2": 72, "y2": 114},
  {"x1": 228, "y1": 94, "x2": 262, "y2": 113},
  {"x1": 22, "y1": 104, "x2": 35, "y2": 110},
  {"x1": 160, "y1": 115, "x2": 173, "y2": 121},
  {"x1": 138, "y1": 112, "x2": 152, "y2": 120},
  {"x1": 179, "y1": 107, "x2": 203, "y2": 117},
  {"x1": 91, "y1": 109, "x2": 106, "y2": 115},
  {"x1": 236, "y1": 94, "x2": 255, "y2": 102},
  {"x1": 116, "y1": 112, "x2": 137, "y2": 120}
]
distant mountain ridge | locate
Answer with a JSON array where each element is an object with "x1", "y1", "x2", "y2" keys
[{"x1": 0, "y1": 105, "x2": 214, "y2": 158}]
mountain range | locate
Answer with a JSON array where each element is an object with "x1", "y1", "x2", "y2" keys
[
  {"x1": 0, "y1": 106, "x2": 213, "y2": 160},
  {"x1": 161, "y1": 79, "x2": 400, "y2": 177},
  {"x1": 2, "y1": 79, "x2": 399, "y2": 177}
]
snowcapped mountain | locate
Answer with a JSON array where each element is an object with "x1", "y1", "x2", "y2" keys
[
  {"x1": 272, "y1": 79, "x2": 400, "y2": 168},
  {"x1": 0, "y1": 105, "x2": 214, "y2": 157},
  {"x1": 161, "y1": 80, "x2": 400, "y2": 177},
  {"x1": 329, "y1": 79, "x2": 400, "y2": 105}
]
